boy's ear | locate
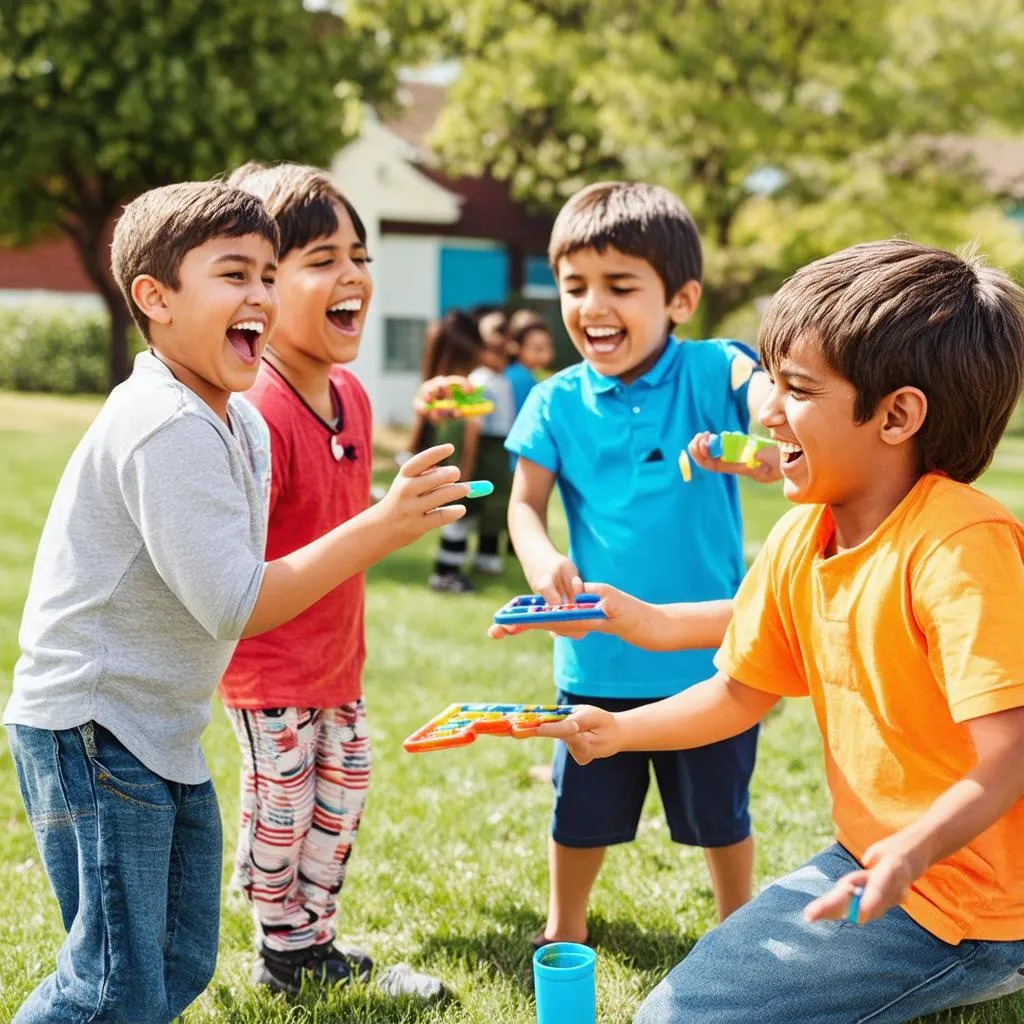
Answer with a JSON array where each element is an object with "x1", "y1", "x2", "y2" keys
[
  {"x1": 879, "y1": 386, "x2": 927, "y2": 447},
  {"x1": 667, "y1": 280, "x2": 702, "y2": 325},
  {"x1": 130, "y1": 274, "x2": 174, "y2": 327}
]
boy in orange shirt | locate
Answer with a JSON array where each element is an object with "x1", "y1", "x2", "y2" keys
[{"x1": 511, "y1": 240, "x2": 1024, "y2": 1021}]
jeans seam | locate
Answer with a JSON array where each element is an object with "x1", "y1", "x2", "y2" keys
[
  {"x1": 70, "y1": 729, "x2": 114, "y2": 1024},
  {"x1": 856, "y1": 946, "x2": 981, "y2": 1023},
  {"x1": 95, "y1": 776, "x2": 175, "y2": 812}
]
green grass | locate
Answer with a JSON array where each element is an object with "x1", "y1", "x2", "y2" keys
[{"x1": 1, "y1": 391, "x2": 1023, "y2": 1023}]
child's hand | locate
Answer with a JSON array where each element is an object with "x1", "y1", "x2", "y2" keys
[
  {"x1": 803, "y1": 834, "x2": 922, "y2": 926},
  {"x1": 517, "y1": 705, "x2": 622, "y2": 764},
  {"x1": 374, "y1": 444, "x2": 468, "y2": 545},
  {"x1": 687, "y1": 431, "x2": 782, "y2": 483},
  {"x1": 488, "y1": 582, "x2": 658, "y2": 645},
  {"x1": 531, "y1": 556, "x2": 583, "y2": 606},
  {"x1": 414, "y1": 376, "x2": 473, "y2": 424}
]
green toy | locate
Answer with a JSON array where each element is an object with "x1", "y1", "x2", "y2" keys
[
  {"x1": 679, "y1": 431, "x2": 778, "y2": 481},
  {"x1": 428, "y1": 383, "x2": 494, "y2": 418}
]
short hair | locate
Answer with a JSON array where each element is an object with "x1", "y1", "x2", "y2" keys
[
  {"x1": 111, "y1": 181, "x2": 279, "y2": 340},
  {"x1": 226, "y1": 161, "x2": 366, "y2": 259},
  {"x1": 759, "y1": 239, "x2": 1024, "y2": 483},
  {"x1": 508, "y1": 307, "x2": 548, "y2": 344},
  {"x1": 421, "y1": 309, "x2": 483, "y2": 379},
  {"x1": 548, "y1": 181, "x2": 702, "y2": 297}
]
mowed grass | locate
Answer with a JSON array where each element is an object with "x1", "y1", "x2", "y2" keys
[{"x1": 1, "y1": 390, "x2": 1023, "y2": 1024}]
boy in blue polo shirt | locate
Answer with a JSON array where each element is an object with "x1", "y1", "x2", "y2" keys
[{"x1": 505, "y1": 180, "x2": 780, "y2": 949}]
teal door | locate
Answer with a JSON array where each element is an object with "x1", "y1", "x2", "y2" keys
[{"x1": 440, "y1": 246, "x2": 508, "y2": 313}]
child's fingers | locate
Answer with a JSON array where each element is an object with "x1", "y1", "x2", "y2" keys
[
  {"x1": 399, "y1": 443, "x2": 456, "y2": 478},
  {"x1": 487, "y1": 623, "x2": 522, "y2": 640},
  {"x1": 802, "y1": 871, "x2": 870, "y2": 923},
  {"x1": 531, "y1": 718, "x2": 580, "y2": 738},
  {"x1": 420, "y1": 483, "x2": 471, "y2": 511},
  {"x1": 430, "y1": 503, "x2": 466, "y2": 526},
  {"x1": 404, "y1": 464, "x2": 461, "y2": 495}
]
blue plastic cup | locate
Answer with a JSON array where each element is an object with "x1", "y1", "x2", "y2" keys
[{"x1": 533, "y1": 942, "x2": 596, "y2": 1024}]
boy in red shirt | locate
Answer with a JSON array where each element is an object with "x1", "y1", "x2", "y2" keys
[{"x1": 220, "y1": 162, "x2": 442, "y2": 995}]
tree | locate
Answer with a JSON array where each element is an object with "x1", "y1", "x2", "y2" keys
[
  {"x1": 0, "y1": 0, "x2": 402, "y2": 384},
  {"x1": 423, "y1": 0, "x2": 1024, "y2": 333}
]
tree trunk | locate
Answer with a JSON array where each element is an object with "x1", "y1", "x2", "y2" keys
[{"x1": 61, "y1": 206, "x2": 131, "y2": 389}]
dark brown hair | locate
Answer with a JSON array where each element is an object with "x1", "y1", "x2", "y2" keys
[
  {"x1": 759, "y1": 239, "x2": 1024, "y2": 483},
  {"x1": 111, "y1": 181, "x2": 279, "y2": 340},
  {"x1": 421, "y1": 309, "x2": 484, "y2": 380},
  {"x1": 226, "y1": 161, "x2": 366, "y2": 259},
  {"x1": 508, "y1": 307, "x2": 548, "y2": 345},
  {"x1": 548, "y1": 181, "x2": 702, "y2": 297}
]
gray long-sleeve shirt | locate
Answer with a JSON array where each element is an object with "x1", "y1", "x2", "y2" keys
[{"x1": 4, "y1": 352, "x2": 270, "y2": 783}]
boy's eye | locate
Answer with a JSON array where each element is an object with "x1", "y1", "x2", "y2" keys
[
  {"x1": 310, "y1": 259, "x2": 333, "y2": 268},
  {"x1": 563, "y1": 287, "x2": 585, "y2": 297},
  {"x1": 223, "y1": 271, "x2": 246, "y2": 280},
  {"x1": 610, "y1": 287, "x2": 635, "y2": 295},
  {"x1": 354, "y1": 255, "x2": 372, "y2": 265},
  {"x1": 262, "y1": 276, "x2": 276, "y2": 287}
]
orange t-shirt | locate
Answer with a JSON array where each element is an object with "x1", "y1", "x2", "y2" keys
[{"x1": 716, "y1": 473, "x2": 1024, "y2": 944}]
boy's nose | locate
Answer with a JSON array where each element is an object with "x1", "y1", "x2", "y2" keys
[{"x1": 758, "y1": 383, "x2": 785, "y2": 429}]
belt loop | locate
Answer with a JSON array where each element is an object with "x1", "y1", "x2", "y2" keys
[{"x1": 80, "y1": 720, "x2": 96, "y2": 757}]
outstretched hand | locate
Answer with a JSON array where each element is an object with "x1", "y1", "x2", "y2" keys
[
  {"x1": 687, "y1": 431, "x2": 782, "y2": 483},
  {"x1": 514, "y1": 704, "x2": 622, "y2": 765},
  {"x1": 375, "y1": 443, "x2": 468, "y2": 546}
]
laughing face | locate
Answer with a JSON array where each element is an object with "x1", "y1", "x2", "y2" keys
[
  {"x1": 143, "y1": 232, "x2": 278, "y2": 415},
  {"x1": 759, "y1": 335, "x2": 886, "y2": 507},
  {"x1": 272, "y1": 200, "x2": 372, "y2": 367},
  {"x1": 556, "y1": 246, "x2": 699, "y2": 383}
]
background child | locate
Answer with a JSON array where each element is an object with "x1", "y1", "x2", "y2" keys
[
  {"x1": 4, "y1": 181, "x2": 467, "y2": 1023},
  {"x1": 506, "y1": 307, "x2": 556, "y2": 415},
  {"x1": 532, "y1": 241, "x2": 1024, "y2": 1023},
  {"x1": 221, "y1": 161, "x2": 452, "y2": 998},
  {"x1": 505, "y1": 180, "x2": 780, "y2": 950}
]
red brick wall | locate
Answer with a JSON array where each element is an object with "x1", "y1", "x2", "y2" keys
[{"x1": 0, "y1": 238, "x2": 97, "y2": 293}]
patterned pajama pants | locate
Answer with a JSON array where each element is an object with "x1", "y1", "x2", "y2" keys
[{"x1": 227, "y1": 702, "x2": 371, "y2": 953}]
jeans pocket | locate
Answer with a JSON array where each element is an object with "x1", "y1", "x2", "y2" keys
[{"x1": 82, "y1": 723, "x2": 173, "y2": 811}]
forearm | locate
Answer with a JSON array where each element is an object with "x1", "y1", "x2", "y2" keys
[
  {"x1": 641, "y1": 600, "x2": 734, "y2": 652},
  {"x1": 617, "y1": 673, "x2": 779, "y2": 750},
  {"x1": 885, "y1": 756, "x2": 1024, "y2": 878},
  {"x1": 508, "y1": 497, "x2": 562, "y2": 585},
  {"x1": 242, "y1": 505, "x2": 394, "y2": 637}
]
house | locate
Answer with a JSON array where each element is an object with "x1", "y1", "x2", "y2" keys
[{"x1": 0, "y1": 82, "x2": 556, "y2": 425}]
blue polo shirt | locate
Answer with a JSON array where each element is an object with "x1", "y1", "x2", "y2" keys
[{"x1": 505, "y1": 338, "x2": 754, "y2": 699}]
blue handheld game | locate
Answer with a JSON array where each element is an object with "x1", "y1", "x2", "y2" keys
[{"x1": 493, "y1": 593, "x2": 606, "y2": 626}]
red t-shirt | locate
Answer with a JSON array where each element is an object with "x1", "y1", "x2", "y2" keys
[{"x1": 220, "y1": 362, "x2": 372, "y2": 709}]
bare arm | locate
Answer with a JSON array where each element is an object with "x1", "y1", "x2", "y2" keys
[
  {"x1": 806, "y1": 705, "x2": 1024, "y2": 923},
  {"x1": 507, "y1": 457, "x2": 581, "y2": 602},
  {"x1": 529, "y1": 671, "x2": 780, "y2": 761},
  {"x1": 243, "y1": 444, "x2": 467, "y2": 637}
]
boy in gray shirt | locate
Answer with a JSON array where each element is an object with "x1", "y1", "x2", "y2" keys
[{"x1": 4, "y1": 181, "x2": 470, "y2": 1024}]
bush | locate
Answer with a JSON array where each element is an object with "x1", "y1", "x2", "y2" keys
[{"x1": 0, "y1": 305, "x2": 140, "y2": 394}]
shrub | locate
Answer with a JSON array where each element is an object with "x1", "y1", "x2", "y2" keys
[{"x1": 0, "y1": 306, "x2": 140, "y2": 394}]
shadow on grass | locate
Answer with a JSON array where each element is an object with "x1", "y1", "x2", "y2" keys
[{"x1": 419, "y1": 899, "x2": 697, "y2": 994}]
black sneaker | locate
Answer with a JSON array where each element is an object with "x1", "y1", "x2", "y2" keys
[
  {"x1": 252, "y1": 943, "x2": 359, "y2": 995},
  {"x1": 310, "y1": 940, "x2": 373, "y2": 983},
  {"x1": 427, "y1": 571, "x2": 474, "y2": 594}
]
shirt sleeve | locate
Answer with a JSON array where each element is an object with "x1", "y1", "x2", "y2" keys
[
  {"x1": 119, "y1": 414, "x2": 266, "y2": 642},
  {"x1": 912, "y1": 521, "x2": 1024, "y2": 722},
  {"x1": 714, "y1": 522, "x2": 808, "y2": 697},
  {"x1": 505, "y1": 383, "x2": 559, "y2": 473}
]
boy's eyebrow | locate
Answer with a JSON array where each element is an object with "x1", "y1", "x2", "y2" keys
[
  {"x1": 303, "y1": 242, "x2": 368, "y2": 257},
  {"x1": 605, "y1": 271, "x2": 642, "y2": 281},
  {"x1": 212, "y1": 253, "x2": 257, "y2": 267},
  {"x1": 778, "y1": 366, "x2": 820, "y2": 384}
]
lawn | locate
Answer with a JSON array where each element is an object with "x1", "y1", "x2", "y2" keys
[{"x1": 1, "y1": 390, "x2": 1022, "y2": 1023}]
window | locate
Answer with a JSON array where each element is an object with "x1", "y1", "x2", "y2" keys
[{"x1": 384, "y1": 317, "x2": 429, "y2": 373}]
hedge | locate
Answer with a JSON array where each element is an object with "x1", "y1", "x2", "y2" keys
[{"x1": 0, "y1": 306, "x2": 141, "y2": 394}]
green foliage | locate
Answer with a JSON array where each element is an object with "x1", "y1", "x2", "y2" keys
[
  {"x1": 0, "y1": 0, "x2": 410, "y2": 381},
  {"x1": 423, "y1": 0, "x2": 1024, "y2": 329},
  {"x1": 0, "y1": 306, "x2": 144, "y2": 394}
]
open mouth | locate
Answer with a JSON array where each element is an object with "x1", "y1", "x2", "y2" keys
[
  {"x1": 226, "y1": 320, "x2": 264, "y2": 363},
  {"x1": 778, "y1": 441, "x2": 804, "y2": 467},
  {"x1": 583, "y1": 325, "x2": 626, "y2": 355},
  {"x1": 327, "y1": 297, "x2": 363, "y2": 335}
]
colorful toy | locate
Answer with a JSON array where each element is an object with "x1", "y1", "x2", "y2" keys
[
  {"x1": 427, "y1": 382, "x2": 494, "y2": 417},
  {"x1": 466, "y1": 480, "x2": 494, "y2": 498},
  {"x1": 679, "y1": 431, "x2": 778, "y2": 481},
  {"x1": 403, "y1": 703, "x2": 576, "y2": 753},
  {"x1": 493, "y1": 593, "x2": 606, "y2": 626},
  {"x1": 847, "y1": 884, "x2": 865, "y2": 924}
]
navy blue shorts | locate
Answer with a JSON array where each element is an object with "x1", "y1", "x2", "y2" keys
[{"x1": 551, "y1": 689, "x2": 759, "y2": 849}]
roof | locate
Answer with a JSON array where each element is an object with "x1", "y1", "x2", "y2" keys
[{"x1": 385, "y1": 82, "x2": 450, "y2": 151}]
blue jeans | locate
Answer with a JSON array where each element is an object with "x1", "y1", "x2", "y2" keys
[
  {"x1": 636, "y1": 844, "x2": 1024, "y2": 1024},
  {"x1": 8, "y1": 722, "x2": 222, "y2": 1024}
]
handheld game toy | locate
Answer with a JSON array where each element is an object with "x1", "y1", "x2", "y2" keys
[
  {"x1": 679, "y1": 431, "x2": 778, "y2": 481},
  {"x1": 493, "y1": 593, "x2": 606, "y2": 626},
  {"x1": 427, "y1": 383, "x2": 494, "y2": 418},
  {"x1": 403, "y1": 703, "x2": 576, "y2": 753},
  {"x1": 847, "y1": 885, "x2": 865, "y2": 924}
]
